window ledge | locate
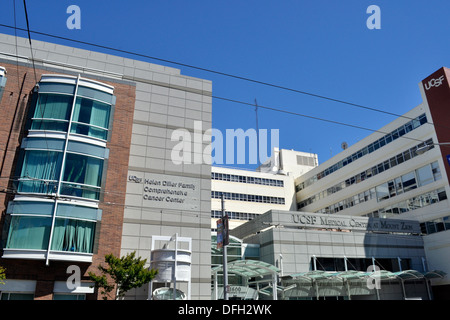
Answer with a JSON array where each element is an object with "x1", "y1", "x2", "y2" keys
[{"x1": 2, "y1": 249, "x2": 93, "y2": 263}]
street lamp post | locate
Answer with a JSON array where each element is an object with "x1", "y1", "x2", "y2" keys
[
  {"x1": 415, "y1": 142, "x2": 450, "y2": 155},
  {"x1": 221, "y1": 193, "x2": 229, "y2": 300}
]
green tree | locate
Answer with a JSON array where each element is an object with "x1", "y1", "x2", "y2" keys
[
  {"x1": 89, "y1": 251, "x2": 157, "y2": 300},
  {"x1": 0, "y1": 266, "x2": 6, "y2": 285}
]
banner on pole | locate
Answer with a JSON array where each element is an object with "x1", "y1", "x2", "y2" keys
[{"x1": 216, "y1": 215, "x2": 229, "y2": 248}]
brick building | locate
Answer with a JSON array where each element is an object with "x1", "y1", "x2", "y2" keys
[{"x1": 0, "y1": 33, "x2": 212, "y2": 300}]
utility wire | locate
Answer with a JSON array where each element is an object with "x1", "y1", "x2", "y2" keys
[
  {"x1": 20, "y1": 1, "x2": 37, "y2": 84},
  {"x1": 0, "y1": 23, "x2": 441, "y2": 145},
  {"x1": 1, "y1": 21, "x2": 448, "y2": 168},
  {"x1": 0, "y1": 23, "x2": 429, "y2": 123},
  {"x1": 212, "y1": 95, "x2": 434, "y2": 145}
]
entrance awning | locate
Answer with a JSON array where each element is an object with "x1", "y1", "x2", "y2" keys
[
  {"x1": 212, "y1": 260, "x2": 281, "y2": 300},
  {"x1": 212, "y1": 260, "x2": 280, "y2": 279},
  {"x1": 283, "y1": 269, "x2": 446, "y2": 283},
  {"x1": 281, "y1": 269, "x2": 446, "y2": 300}
]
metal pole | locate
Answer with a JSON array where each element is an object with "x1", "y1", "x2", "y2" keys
[
  {"x1": 221, "y1": 194, "x2": 229, "y2": 300},
  {"x1": 400, "y1": 280, "x2": 406, "y2": 300},
  {"x1": 372, "y1": 257, "x2": 380, "y2": 300},
  {"x1": 279, "y1": 254, "x2": 283, "y2": 276},
  {"x1": 148, "y1": 281, "x2": 153, "y2": 300},
  {"x1": 173, "y1": 233, "x2": 178, "y2": 300},
  {"x1": 46, "y1": 74, "x2": 81, "y2": 266},
  {"x1": 425, "y1": 279, "x2": 432, "y2": 300},
  {"x1": 272, "y1": 272, "x2": 278, "y2": 300},
  {"x1": 214, "y1": 272, "x2": 218, "y2": 300},
  {"x1": 346, "y1": 280, "x2": 351, "y2": 300},
  {"x1": 255, "y1": 99, "x2": 260, "y2": 167}
]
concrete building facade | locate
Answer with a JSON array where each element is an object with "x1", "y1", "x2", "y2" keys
[
  {"x1": 294, "y1": 68, "x2": 450, "y2": 296},
  {"x1": 0, "y1": 33, "x2": 212, "y2": 300}
]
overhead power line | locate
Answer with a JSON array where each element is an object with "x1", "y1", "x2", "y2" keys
[
  {"x1": 212, "y1": 96, "x2": 431, "y2": 145},
  {"x1": 0, "y1": 23, "x2": 424, "y2": 123},
  {"x1": 1, "y1": 23, "x2": 446, "y2": 144}
]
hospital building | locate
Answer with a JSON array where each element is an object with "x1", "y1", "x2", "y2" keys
[{"x1": 0, "y1": 32, "x2": 448, "y2": 300}]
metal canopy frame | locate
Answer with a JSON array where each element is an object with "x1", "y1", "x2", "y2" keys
[
  {"x1": 212, "y1": 260, "x2": 281, "y2": 300},
  {"x1": 281, "y1": 269, "x2": 446, "y2": 300},
  {"x1": 211, "y1": 262, "x2": 446, "y2": 300}
]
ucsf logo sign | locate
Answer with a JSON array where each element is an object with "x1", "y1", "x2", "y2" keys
[{"x1": 424, "y1": 75, "x2": 445, "y2": 91}]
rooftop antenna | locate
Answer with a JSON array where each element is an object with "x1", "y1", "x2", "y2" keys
[
  {"x1": 255, "y1": 99, "x2": 260, "y2": 167},
  {"x1": 277, "y1": 148, "x2": 286, "y2": 175}
]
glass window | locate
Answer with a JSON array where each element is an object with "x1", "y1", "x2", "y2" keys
[
  {"x1": 416, "y1": 165, "x2": 434, "y2": 187},
  {"x1": 71, "y1": 97, "x2": 111, "y2": 140},
  {"x1": 56, "y1": 203, "x2": 100, "y2": 220},
  {"x1": 431, "y1": 162, "x2": 442, "y2": 181},
  {"x1": 50, "y1": 218, "x2": 96, "y2": 253},
  {"x1": 407, "y1": 196, "x2": 421, "y2": 211},
  {"x1": 395, "y1": 177, "x2": 403, "y2": 195},
  {"x1": 397, "y1": 201, "x2": 409, "y2": 213},
  {"x1": 438, "y1": 189, "x2": 447, "y2": 201},
  {"x1": 0, "y1": 68, "x2": 6, "y2": 103},
  {"x1": 31, "y1": 119, "x2": 69, "y2": 132},
  {"x1": 426, "y1": 221, "x2": 436, "y2": 234},
  {"x1": 7, "y1": 201, "x2": 54, "y2": 216},
  {"x1": 444, "y1": 216, "x2": 450, "y2": 231},
  {"x1": 63, "y1": 153, "x2": 104, "y2": 187},
  {"x1": 420, "y1": 222, "x2": 427, "y2": 234},
  {"x1": 402, "y1": 172, "x2": 417, "y2": 192},
  {"x1": 6, "y1": 216, "x2": 52, "y2": 250},
  {"x1": 31, "y1": 94, "x2": 72, "y2": 132},
  {"x1": 388, "y1": 180, "x2": 396, "y2": 197},
  {"x1": 391, "y1": 205, "x2": 400, "y2": 215},
  {"x1": 61, "y1": 153, "x2": 104, "y2": 199},
  {"x1": 435, "y1": 219, "x2": 445, "y2": 232},
  {"x1": 33, "y1": 94, "x2": 72, "y2": 120},
  {"x1": 1, "y1": 293, "x2": 35, "y2": 300},
  {"x1": 376, "y1": 183, "x2": 389, "y2": 201},
  {"x1": 18, "y1": 150, "x2": 62, "y2": 194},
  {"x1": 403, "y1": 150, "x2": 411, "y2": 161},
  {"x1": 389, "y1": 157, "x2": 397, "y2": 167},
  {"x1": 53, "y1": 294, "x2": 85, "y2": 300}
]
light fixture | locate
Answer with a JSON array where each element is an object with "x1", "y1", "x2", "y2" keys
[{"x1": 416, "y1": 142, "x2": 450, "y2": 155}]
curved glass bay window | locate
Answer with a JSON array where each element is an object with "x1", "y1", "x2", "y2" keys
[
  {"x1": 61, "y1": 152, "x2": 104, "y2": 200},
  {"x1": 71, "y1": 96, "x2": 111, "y2": 140},
  {"x1": 17, "y1": 148, "x2": 63, "y2": 194},
  {"x1": 31, "y1": 93, "x2": 73, "y2": 132},
  {"x1": 0, "y1": 66, "x2": 7, "y2": 102},
  {"x1": 5, "y1": 201, "x2": 100, "y2": 255},
  {"x1": 3, "y1": 74, "x2": 114, "y2": 262}
]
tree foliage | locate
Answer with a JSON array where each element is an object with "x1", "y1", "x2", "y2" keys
[
  {"x1": 0, "y1": 266, "x2": 5, "y2": 285},
  {"x1": 89, "y1": 251, "x2": 157, "y2": 300}
]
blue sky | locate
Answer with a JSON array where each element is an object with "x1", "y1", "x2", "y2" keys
[{"x1": 2, "y1": 1, "x2": 450, "y2": 169}]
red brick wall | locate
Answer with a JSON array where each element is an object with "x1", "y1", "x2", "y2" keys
[
  {"x1": 0, "y1": 62, "x2": 136, "y2": 300},
  {"x1": 421, "y1": 67, "x2": 450, "y2": 185}
]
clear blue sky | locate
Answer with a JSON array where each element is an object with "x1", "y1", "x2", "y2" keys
[{"x1": 2, "y1": 1, "x2": 450, "y2": 169}]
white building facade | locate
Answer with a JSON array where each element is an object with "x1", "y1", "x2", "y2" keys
[
  {"x1": 294, "y1": 67, "x2": 450, "y2": 297},
  {"x1": 212, "y1": 67, "x2": 450, "y2": 299},
  {"x1": 211, "y1": 148, "x2": 318, "y2": 230}
]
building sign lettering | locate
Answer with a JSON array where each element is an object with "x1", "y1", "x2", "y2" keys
[
  {"x1": 424, "y1": 75, "x2": 445, "y2": 91},
  {"x1": 126, "y1": 172, "x2": 200, "y2": 210},
  {"x1": 291, "y1": 213, "x2": 418, "y2": 234}
]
